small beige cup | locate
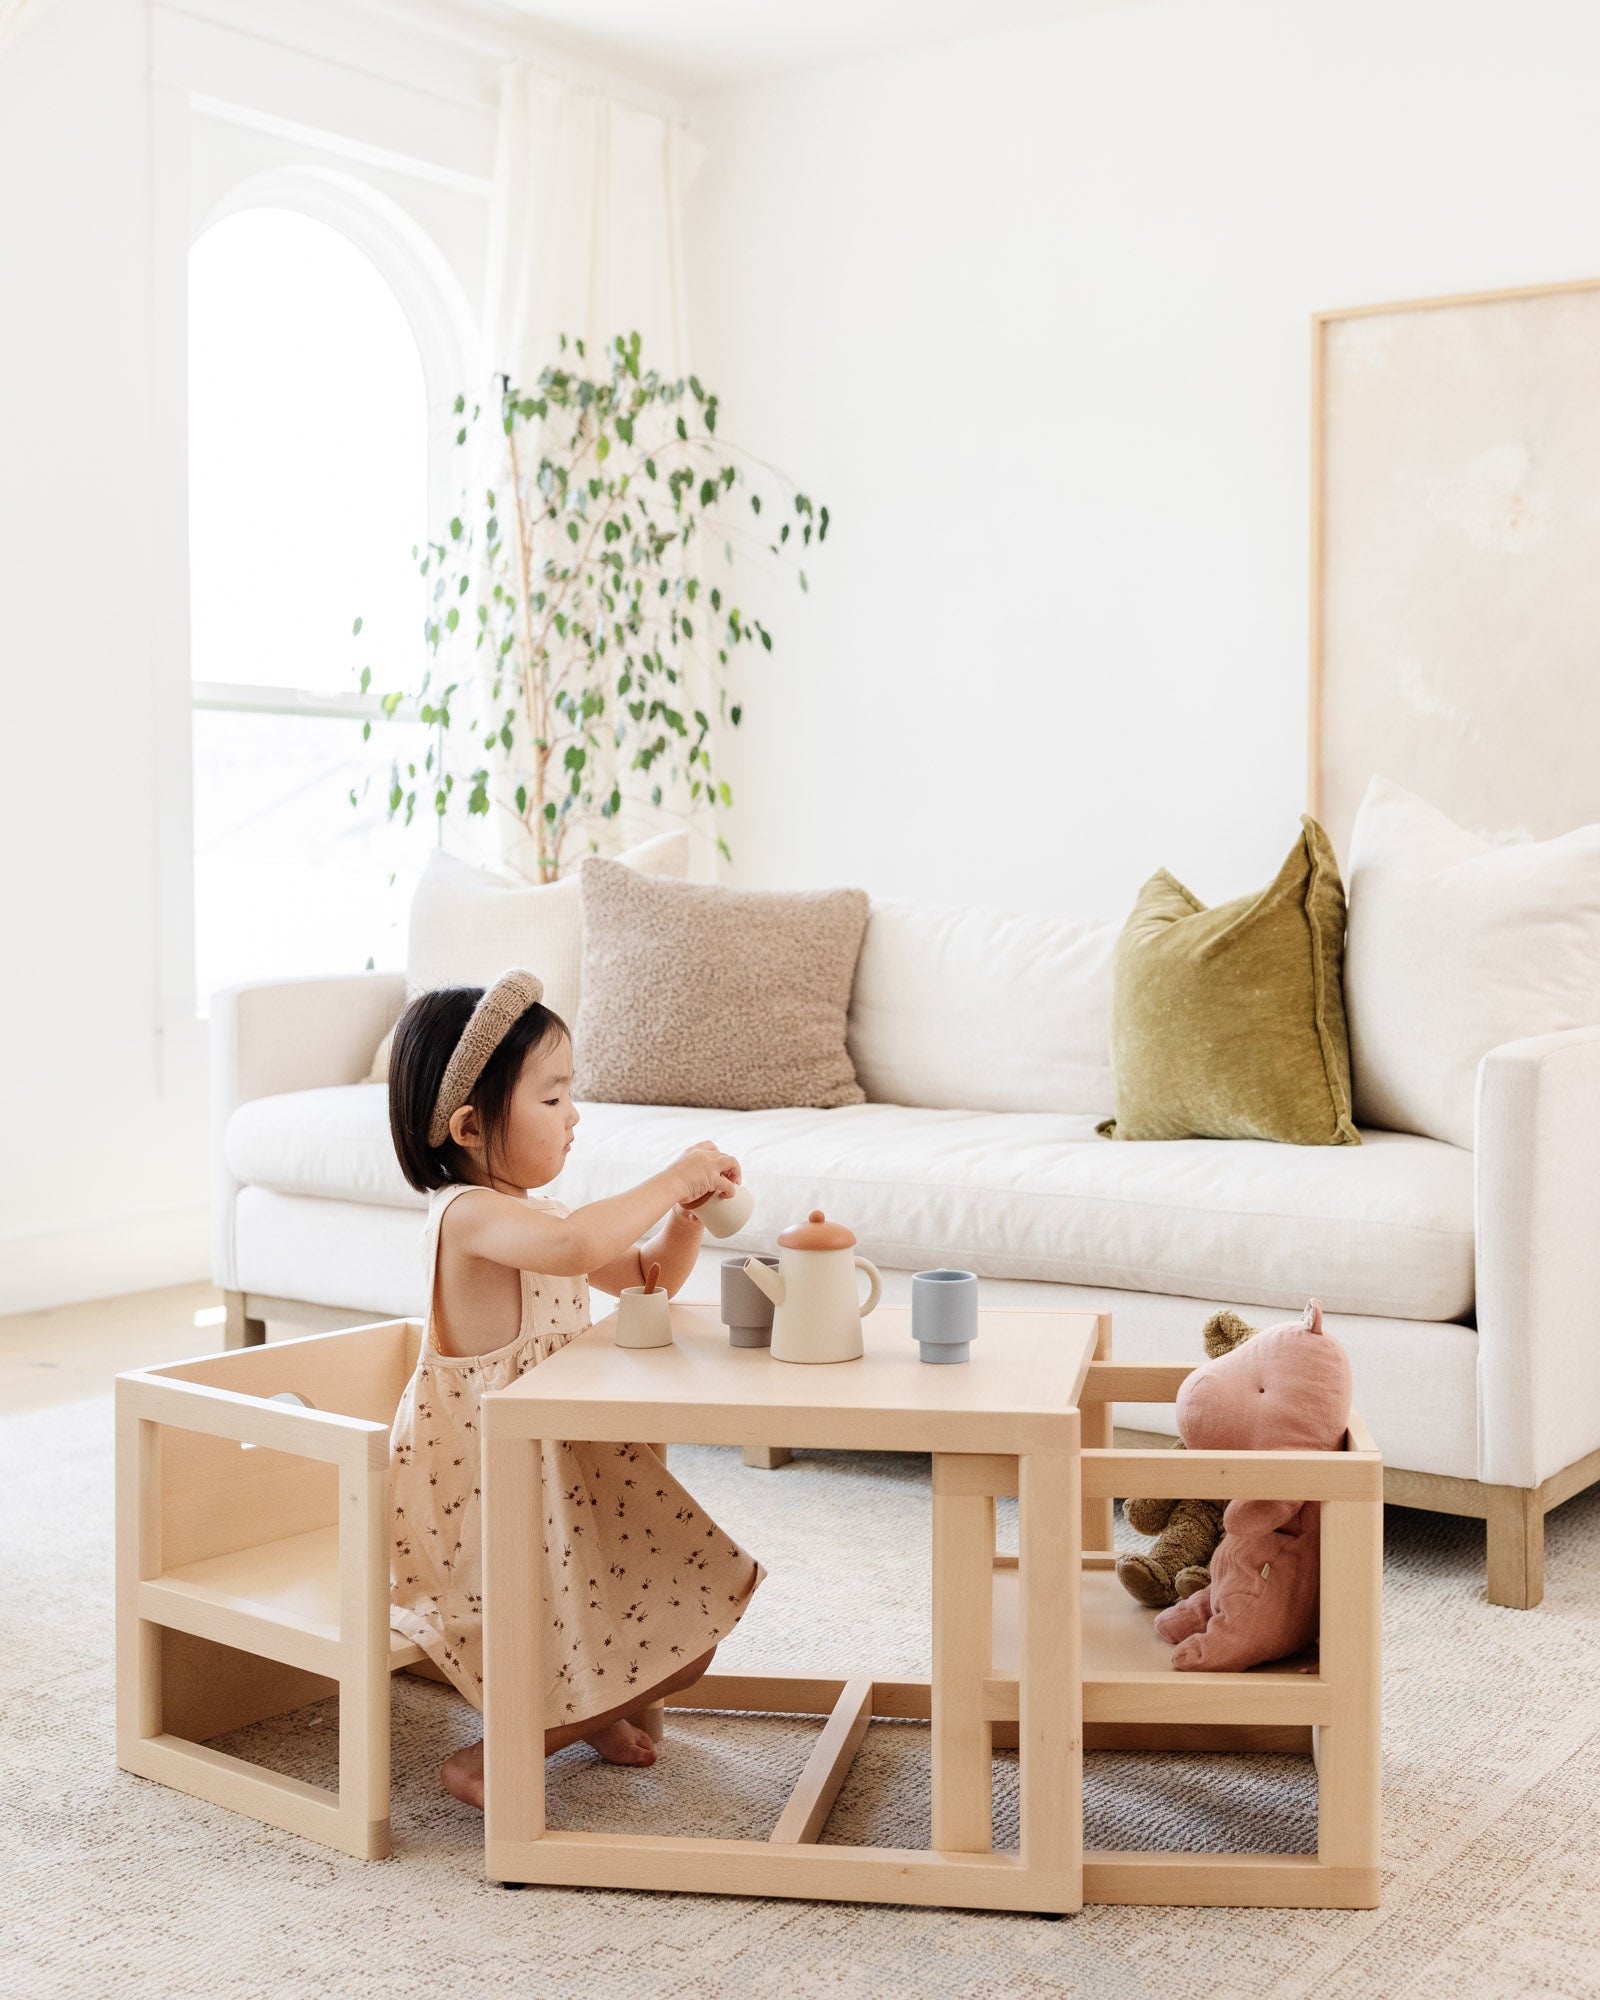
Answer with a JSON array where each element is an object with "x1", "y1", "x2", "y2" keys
[
  {"x1": 692, "y1": 1181, "x2": 755, "y2": 1239},
  {"x1": 615, "y1": 1286, "x2": 673, "y2": 1349}
]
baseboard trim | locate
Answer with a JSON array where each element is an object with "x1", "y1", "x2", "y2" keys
[{"x1": 0, "y1": 1206, "x2": 210, "y2": 1315}]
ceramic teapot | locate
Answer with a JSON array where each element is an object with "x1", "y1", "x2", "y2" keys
[{"x1": 743, "y1": 1210, "x2": 882, "y2": 1364}]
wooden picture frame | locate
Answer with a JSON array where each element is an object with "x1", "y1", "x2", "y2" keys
[{"x1": 1309, "y1": 274, "x2": 1600, "y2": 859}]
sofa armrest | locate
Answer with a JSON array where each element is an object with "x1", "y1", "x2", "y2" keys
[
  {"x1": 210, "y1": 973, "x2": 406, "y2": 1290},
  {"x1": 1475, "y1": 1024, "x2": 1600, "y2": 1488}
]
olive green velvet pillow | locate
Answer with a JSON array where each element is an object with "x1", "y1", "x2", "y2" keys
[{"x1": 1097, "y1": 818, "x2": 1360, "y2": 1146}]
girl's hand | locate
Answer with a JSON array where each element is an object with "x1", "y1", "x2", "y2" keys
[{"x1": 670, "y1": 1142, "x2": 740, "y2": 1212}]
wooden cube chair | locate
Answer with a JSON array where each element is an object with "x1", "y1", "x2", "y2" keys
[
  {"x1": 116, "y1": 1317, "x2": 667, "y2": 1860},
  {"x1": 116, "y1": 1319, "x2": 439, "y2": 1859}
]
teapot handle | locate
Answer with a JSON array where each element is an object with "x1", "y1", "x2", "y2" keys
[{"x1": 854, "y1": 1256, "x2": 883, "y2": 1318}]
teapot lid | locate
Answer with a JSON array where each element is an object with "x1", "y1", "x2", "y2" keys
[{"x1": 777, "y1": 1208, "x2": 856, "y2": 1250}]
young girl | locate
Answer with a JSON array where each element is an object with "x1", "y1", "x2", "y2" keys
[{"x1": 386, "y1": 967, "x2": 765, "y2": 1809}]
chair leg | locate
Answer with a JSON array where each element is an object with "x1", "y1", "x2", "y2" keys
[
  {"x1": 224, "y1": 1291, "x2": 267, "y2": 1350},
  {"x1": 1485, "y1": 1486, "x2": 1545, "y2": 1608}
]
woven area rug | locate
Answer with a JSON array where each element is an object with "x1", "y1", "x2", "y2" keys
[{"x1": 6, "y1": 1393, "x2": 1600, "y2": 2000}]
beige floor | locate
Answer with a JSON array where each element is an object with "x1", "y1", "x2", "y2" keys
[{"x1": 0, "y1": 1279, "x2": 241, "y2": 1415}]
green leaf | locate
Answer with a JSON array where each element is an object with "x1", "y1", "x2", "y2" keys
[
  {"x1": 449, "y1": 516, "x2": 463, "y2": 540},
  {"x1": 351, "y1": 616, "x2": 363, "y2": 636},
  {"x1": 515, "y1": 783, "x2": 528, "y2": 814},
  {"x1": 359, "y1": 666, "x2": 371, "y2": 694}
]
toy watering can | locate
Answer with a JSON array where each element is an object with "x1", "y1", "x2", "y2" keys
[{"x1": 743, "y1": 1211, "x2": 882, "y2": 1364}]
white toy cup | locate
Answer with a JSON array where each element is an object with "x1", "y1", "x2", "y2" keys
[
  {"x1": 615, "y1": 1285, "x2": 673, "y2": 1349},
  {"x1": 690, "y1": 1181, "x2": 755, "y2": 1239}
]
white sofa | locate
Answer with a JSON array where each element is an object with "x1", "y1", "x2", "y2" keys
[{"x1": 210, "y1": 900, "x2": 1600, "y2": 1610}]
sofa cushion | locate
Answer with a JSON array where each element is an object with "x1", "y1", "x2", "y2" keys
[
  {"x1": 1099, "y1": 819, "x2": 1359, "y2": 1147},
  {"x1": 1346, "y1": 777, "x2": 1600, "y2": 1148},
  {"x1": 227, "y1": 1087, "x2": 1474, "y2": 1322},
  {"x1": 574, "y1": 862, "x2": 869, "y2": 1110},
  {"x1": 845, "y1": 898, "x2": 1117, "y2": 1116}
]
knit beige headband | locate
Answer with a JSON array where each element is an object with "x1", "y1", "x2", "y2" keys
[{"x1": 428, "y1": 968, "x2": 546, "y2": 1148}]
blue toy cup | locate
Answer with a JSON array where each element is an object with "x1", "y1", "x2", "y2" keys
[{"x1": 911, "y1": 1268, "x2": 978, "y2": 1363}]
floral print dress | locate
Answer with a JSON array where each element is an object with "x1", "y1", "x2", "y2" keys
[{"x1": 389, "y1": 1183, "x2": 765, "y2": 1721}]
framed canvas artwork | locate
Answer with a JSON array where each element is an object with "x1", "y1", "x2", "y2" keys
[{"x1": 1310, "y1": 275, "x2": 1600, "y2": 859}]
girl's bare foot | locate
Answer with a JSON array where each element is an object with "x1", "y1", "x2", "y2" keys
[
  {"x1": 582, "y1": 1716, "x2": 657, "y2": 1766},
  {"x1": 442, "y1": 1718, "x2": 654, "y2": 1809},
  {"x1": 441, "y1": 1739, "x2": 485, "y2": 1809}
]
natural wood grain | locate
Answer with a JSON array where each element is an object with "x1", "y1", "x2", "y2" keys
[
  {"x1": 487, "y1": 1302, "x2": 1100, "y2": 1455},
  {"x1": 1485, "y1": 1484, "x2": 1545, "y2": 1610},
  {"x1": 742, "y1": 1445, "x2": 793, "y2": 1470},
  {"x1": 931, "y1": 1473, "x2": 995, "y2": 1853},
  {"x1": 489, "y1": 1831, "x2": 1071, "y2": 1912},
  {"x1": 1316, "y1": 1497, "x2": 1383, "y2": 1877},
  {"x1": 1078, "y1": 1318, "x2": 1116, "y2": 1555},
  {"x1": 116, "y1": 1331, "x2": 407, "y2": 1860},
  {"x1": 1082, "y1": 1445, "x2": 1382, "y2": 1504},
  {"x1": 1085, "y1": 1851, "x2": 1379, "y2": 1909},
  {"x1": 769, "y1": 1677, "x2": 873, "y2": 1845},
  {"x1": 483, "y1": 1432, "x2": 546, "y2": 1846},
  {"x1": 1018, "y1": 1440, "x2": 1081, "y2": 1908}
]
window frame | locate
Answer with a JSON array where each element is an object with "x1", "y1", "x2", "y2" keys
[{"x1": 180, "y1": 165, "x2": 479, "y2": 1021}]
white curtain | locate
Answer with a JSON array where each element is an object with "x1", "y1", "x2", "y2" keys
[{"x1": 471, "y1": 65, "x2": 713, "y2": 881}]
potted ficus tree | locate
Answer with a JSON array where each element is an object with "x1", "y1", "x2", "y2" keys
[{"x1": 352, "y1": 330, "x2": 827, "y2": 880}]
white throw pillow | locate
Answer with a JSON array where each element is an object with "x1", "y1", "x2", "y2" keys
[
  {"x1": 364, "y1": 830, "x2": 689, "y2": 1083},
  {"x1": 845, "y1": 898, "x2": 1118, "y2": 1116},
  {"x1": 1345, "y1": 778, "x2": 1600, "y2": 1147}
]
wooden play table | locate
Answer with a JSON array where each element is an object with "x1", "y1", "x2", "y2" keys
[
  {"x1": 482, "y1": 1301, "x2": 1382, "y2": 1913},
  {"x1": 482, "y1": 1300, "x2": 1099, "y2": 1914}
]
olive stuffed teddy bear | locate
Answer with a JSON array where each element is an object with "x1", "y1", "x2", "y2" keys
[{"x1": 1115, "y1": 1309, "x2": 1257, "y2": 1609}]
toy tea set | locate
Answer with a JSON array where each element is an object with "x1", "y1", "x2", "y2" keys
[
  {"x1": 613, "y1": 1182, "x2": 979, "y2": 1366},
  {"x1": 614, "y1": 1187, "x2": 1358, "y2": 1677}
]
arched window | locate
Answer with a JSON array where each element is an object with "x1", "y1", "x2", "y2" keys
[{"x1": 187, "y1": 205, "x2": 440, "y2": 1004}]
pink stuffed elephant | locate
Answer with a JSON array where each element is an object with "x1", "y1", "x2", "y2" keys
[{"x1": 1152, "y1": 1300, "x2": 1352, "y2": 1672}]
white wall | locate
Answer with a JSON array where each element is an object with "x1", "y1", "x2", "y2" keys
[
  {"x1": 684, "y1": 0, "x2": 1600, "y2": 919},
  {"x1": 0, "y1": 0, "x2": 178, "y2": 1311},
  {"x1": 0, "y1": 0, "x2": 672, "y2": 1313}
]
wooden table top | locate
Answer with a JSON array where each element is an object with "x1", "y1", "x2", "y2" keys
[{"x1": 483, "y1": 1301, "x2": 1100, "y2": 1454}]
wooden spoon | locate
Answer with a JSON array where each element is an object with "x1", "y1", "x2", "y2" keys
[{"x1": 645, "y1": 1261, "x2": 661, "y2": 1294}]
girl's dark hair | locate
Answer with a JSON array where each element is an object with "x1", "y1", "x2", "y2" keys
[{"x1": 388, "y1": 986, "x2": 569, "y2": 1192}]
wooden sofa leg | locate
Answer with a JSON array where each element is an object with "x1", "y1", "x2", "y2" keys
[
  {"x1": 1485, "y1": 1486, "x2": 1545, "y2": 1608},
  {"x1": 223, "y1": 1292, "x2": 267, "y2": 1351},
  {"x1": 742, "y1": 1446, "x2": 793, "y2": 1470}
]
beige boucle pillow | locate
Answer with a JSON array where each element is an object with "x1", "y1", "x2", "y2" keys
[{"x1": 575, "y1": 860, "x2": 869, "y2": 1110}]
